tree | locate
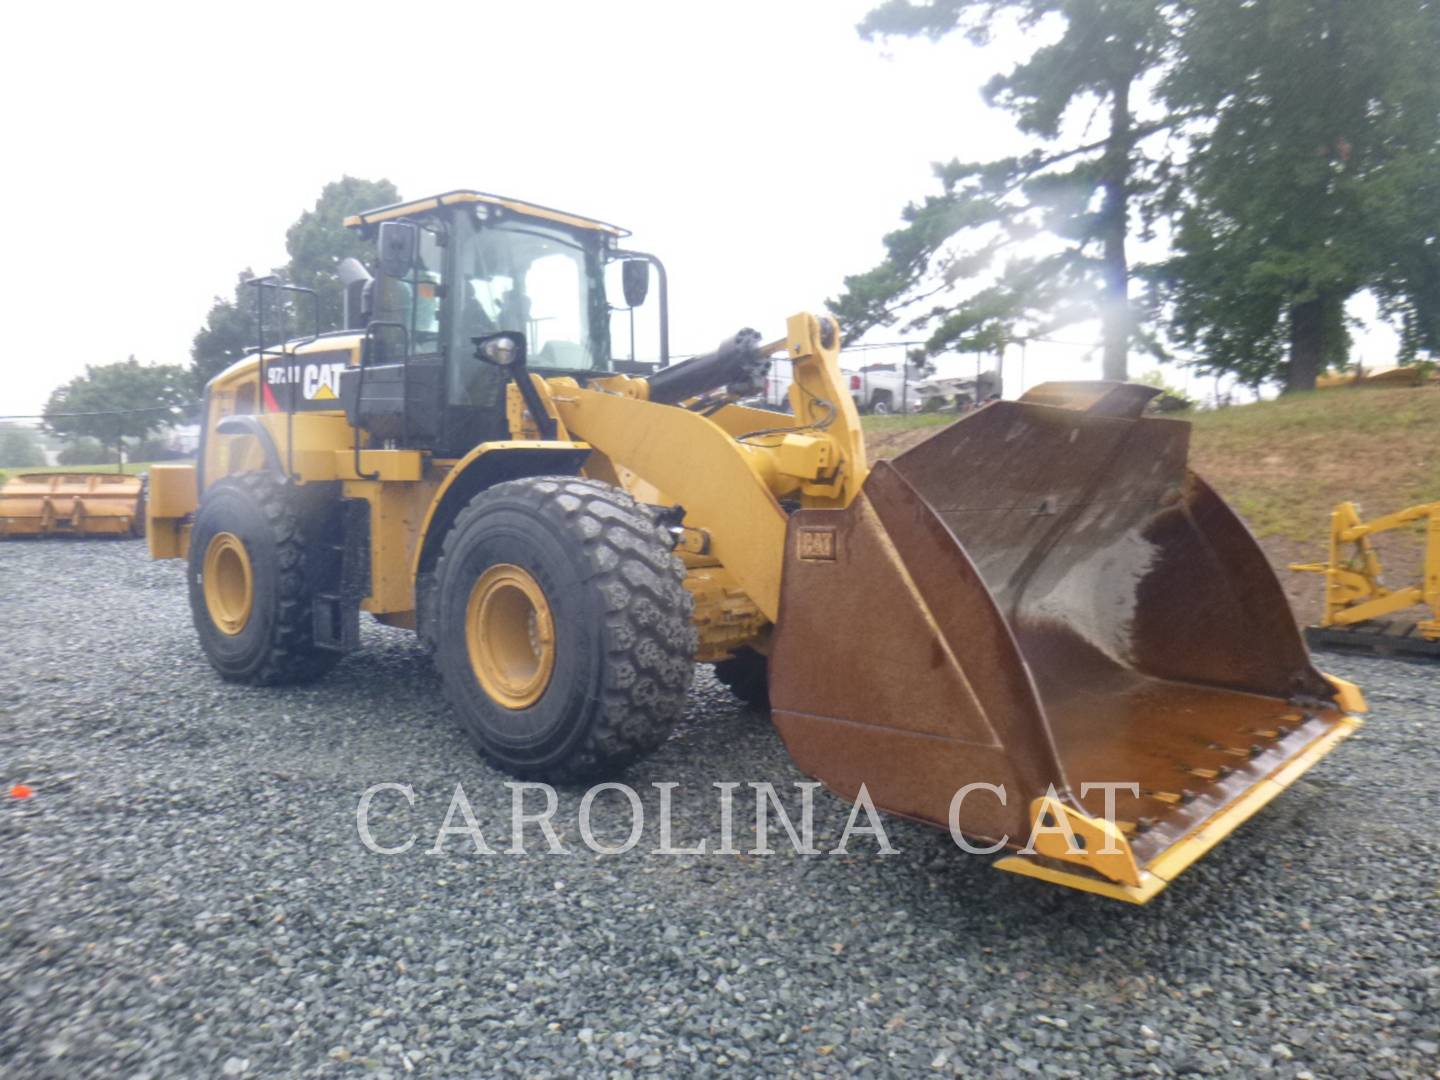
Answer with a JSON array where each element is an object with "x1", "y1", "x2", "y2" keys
[
  {"x1": 190, "y1": 177, "x2": 400, "y2": 390},
  {"x1": 1133, "y1": 368, "x2": 1194, "y2": 411},
  {"x1": 831, "y1": 0, "x2": 1178, "y2": 379},
  {"x1": 57, "y1": 438, "x2": 119, "y2": 466},
  {"x1": 1159, "y1": 0, "x2": 1440, "y2": 392},
  {"x1": 284, "y1": 176, "x2": 401, "y2": 333},
  {"x1": 191, "y1": 270, "x2": 264, "y2": 389},
  {"x1": 0, "y1": 427, "x2": 45, "y2": 468},
  {"x1": 43, "y1": 358, "x2": 191, "y2": 467}
]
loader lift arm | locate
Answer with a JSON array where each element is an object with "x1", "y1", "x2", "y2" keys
[{"x1": 547, "y1": 313, "x2": 867, "y2": 622}]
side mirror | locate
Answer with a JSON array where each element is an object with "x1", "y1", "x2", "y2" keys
[
  {"x1": 377, "y1": 221, "x2": 418, "y2": 278},
  {"x1": 337, "y1": 257, "x2": 374, "y2": 330},
  {"x1": 622, "y1": 259, "x2": 650, "y2": 307}
]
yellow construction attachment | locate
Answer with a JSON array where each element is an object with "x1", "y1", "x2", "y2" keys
[
  {"x1": 1315, "y1": 365, "x2": 1436, "y2": 390},
  {"x1": 0, "y1": 472, "x2": 146, "y2": 538},
  {"x1": 1292, "y1": 500, "x2": 1440, "y2": 655}
]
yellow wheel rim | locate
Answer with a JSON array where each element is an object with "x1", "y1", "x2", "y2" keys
[
  {"x1": 465, "y1": 563, "x2": 556, "y2": 709},
  {"x1": 203, "y1": 531, "x2": 253, "y2": 636}
]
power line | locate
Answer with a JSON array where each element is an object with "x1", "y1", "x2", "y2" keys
[{"x1": 0, "y1": 404, "x2": 197, "y2": 422}]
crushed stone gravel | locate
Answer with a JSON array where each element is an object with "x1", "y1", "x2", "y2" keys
[{"x1": 1, "y1": 539, "x2": 1437, "y2": 1078}]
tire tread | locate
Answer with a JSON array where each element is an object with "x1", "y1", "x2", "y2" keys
[
  {"x1": 434, "y1": 476, "x2": 695, "y2": 781},
  {"x1": 192, "y1": 472, "x2": 340, "y2": 686}
]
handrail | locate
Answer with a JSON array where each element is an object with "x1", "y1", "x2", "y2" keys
[
  {"x1": 245, "y1": 277, "x2": 322, "y2": 480},
  {"x1": 353, "y1": 321, "x2": 409, "y2": 481}
]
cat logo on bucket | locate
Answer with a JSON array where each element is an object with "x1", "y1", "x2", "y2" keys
[{"x1": 796, "y1": 527, "x2": 837, "y2": 562}]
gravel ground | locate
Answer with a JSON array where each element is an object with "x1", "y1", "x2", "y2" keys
[{"x1": 1, "y1": 539, "x2": 1437, "y2": 1079}]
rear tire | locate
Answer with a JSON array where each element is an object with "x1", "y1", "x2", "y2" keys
[
  {"x1": 713, "y1": 647, "x2": 770, "y2": 711},
  {"x1": 187, "y1": 472, "x2": 341, "y2": 686},
  {"x1": 434, "y1": 476, "x2": 695, "y2": 781}
]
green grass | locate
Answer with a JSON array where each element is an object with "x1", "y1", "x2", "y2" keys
[
  {"x1": 1188, "y1": 385, "x2": 1439, "y2": 439},
  {"x1": 1187, "y1": 386, "x2": 1440, "y2": 542},
  {"x1": 0, "y1": 461, "x2": 162, "y2": 485},
  {"x1": 856, "y1": 386, "x2": 1440, "y2": 547},
  {"x1": 859, "y1": 411, "x2": 955, "y2": 457},
  {"x1": 860, "y1": 412, "x2": 955, "y2": 433}
]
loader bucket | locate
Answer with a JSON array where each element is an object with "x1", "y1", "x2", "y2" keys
[
  {"x1": 0, "y1": 472, "x2": 146, "y2": 538},
  {"x1": 769, "y1": 383, "x2": 1364, "y2": 903}
]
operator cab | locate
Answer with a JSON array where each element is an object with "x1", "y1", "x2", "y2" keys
[{"x1": 337, "y1": 190, "x2": 666, "y2": 457}]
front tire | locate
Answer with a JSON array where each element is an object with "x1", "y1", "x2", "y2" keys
[
  {"x1": 187, "y1": 472, "x2": 341, "y2": 686},
  {"x1": 434, "y1": 477, "x2": 695, "y2": 781}
]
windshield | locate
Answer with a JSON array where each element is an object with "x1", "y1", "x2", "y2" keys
[{"x1": 451, "y1": 216, "x2": 604, "y2": 403}]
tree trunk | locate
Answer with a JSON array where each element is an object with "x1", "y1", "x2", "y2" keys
[
  {"x1": 1100, "y1": 78, "x2": 1133, "y2": 382},
  {"x1": 1285, "y1": 293, "x2": 1330, "y2": 394}
]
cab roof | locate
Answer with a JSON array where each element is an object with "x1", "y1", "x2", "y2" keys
[{"x1": 343, "y1": 189, "x2": 630, "y2": 238}]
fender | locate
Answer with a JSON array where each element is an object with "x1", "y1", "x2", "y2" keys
[
  {"x1": 215, "y1": 415, "x2": 285, "y2": 479},
  {"x1": 411, "y1": 441, "x2": 593, "y2": 582}
]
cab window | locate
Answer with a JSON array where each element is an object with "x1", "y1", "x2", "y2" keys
[
  {"x1": 373, "y1": 226, "x2": 444, "y2": 357},
  {"x1": 452, "y1": 216, "x2": 601, "y2": 394}
]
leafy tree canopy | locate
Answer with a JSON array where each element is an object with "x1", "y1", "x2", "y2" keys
[
  {"x1": 190, "y1": 269, "x2": 264, "y2": 389},
  {"x1": 1157, "y1": 0, "x2": 1440, "y2": 391},
  {"x1": 832, "y1": 0, "x2": 1178, "y2": 379},
  {"x1": 57, "y1": 437, "x2": 120, "y2": 466},
  {"x1": 0, "y1": 427, "x2": 45, "y2": 468},
  {"x1": 190, "y1": 177, "x2": 400, "y2": 389},
  {"x1": 43, "y1": 358, "x2": 191, "y2": 462},
  {"x1": 840, "y1": 0, "x2": 1440, "y2": 393},
  {"x1": 285, "y1": 176, "x2": 402, "y2": 333}
]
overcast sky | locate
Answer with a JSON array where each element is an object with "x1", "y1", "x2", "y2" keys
[{"x1": 0, "y1": 0, "x2": 1398, "y2": 417}]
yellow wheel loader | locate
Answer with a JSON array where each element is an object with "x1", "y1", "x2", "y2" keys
[{"x1": 148, "y1": 189, "x2": 1366, "y2": 903}]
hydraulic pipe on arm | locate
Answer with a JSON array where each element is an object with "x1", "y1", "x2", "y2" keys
[
  {"x1": 547, "y1": 313, "x2": 866, "y2": 621},
  {"x1": 644, "y1": 328, "x2": 770, "y2": 405}
]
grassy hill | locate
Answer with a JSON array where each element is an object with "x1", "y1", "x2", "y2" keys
[
  {"x1": 1187, "y1": 386, "x2": 1439, "y2": 541},
  {"x1": 862, "y1": 385, "x2": 1440, "y2": 624}
]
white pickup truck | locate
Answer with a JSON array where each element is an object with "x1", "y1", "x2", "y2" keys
[
  {"x1": 758, "y1": 361, "x2": 933, "y2": 414},
  {"x1": 754, "y1": 364, "x2": 1002, "y2": 414}
]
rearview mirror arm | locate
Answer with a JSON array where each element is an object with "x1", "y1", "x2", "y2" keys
[{"x1": 611, "y1": 250, "x2": 669, "y2": 368}]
